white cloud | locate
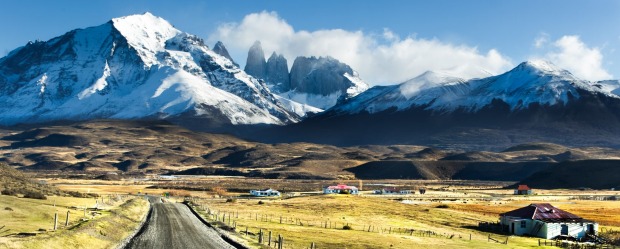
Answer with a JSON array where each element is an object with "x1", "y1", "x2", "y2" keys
[
  {"x1": 539, "y1": 35, "x2": 612, "y2": 81},
  {"x1": 534, "y1": 33, "x2": 549, "y2": 48},
  {"x1": 208, "y1": 11, "x2": 513, "y2": 85}
]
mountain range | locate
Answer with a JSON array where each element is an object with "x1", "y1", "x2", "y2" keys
[
  {"x1": 0, "y1": 13, "x2": 299, "y2": 129},
  {"x1": 1, "y1": 13, "x2": 620, "y2": 150}
]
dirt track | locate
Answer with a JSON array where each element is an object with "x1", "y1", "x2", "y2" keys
[{"x1": 126, "y1": 197, "x2": 235, "y2": 249}]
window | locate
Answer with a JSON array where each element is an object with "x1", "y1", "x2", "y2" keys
[{"x1": 520, "y1": 220, "x2": 526, "y2": 228}]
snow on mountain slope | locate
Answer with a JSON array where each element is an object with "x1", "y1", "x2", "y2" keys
[
  {"x1": 333, "y1": 60, "x2": 617, "y2": 115},
  {"x1": 594, "y1": 80, "x2": 620, "y2": 96},
  {"x1": 0, "y1": 13, "x2": 297, "y2": 126}
]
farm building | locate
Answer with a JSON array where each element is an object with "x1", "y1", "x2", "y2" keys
[
  {"x1": 323, "y1": 184, "x2": 359, "y2": 194},
  {"x1": 500, "y1": 203, "x2": 597, "y2": 239},
  {"x1": 514, "y1": 185, "x2": 533, "y2": 195},
  {"x1": 374, "y1": 187, "x2": 412, "y2": 195},
  {"x1": 250, "y1": 188, "x2": 281, "y2": 197}
]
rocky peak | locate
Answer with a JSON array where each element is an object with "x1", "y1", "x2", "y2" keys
[
  {"x1": 244, "y1": 41, "x2": 267, "y2": 80},
  {"x1": 289, "y1": 56, "x2": 356, "y2": 95},
  {"x1": 265, "y1": 52, "x2": 290, "y2": 91},
  {"x1": 212, "y1": 41, "x2": 238, "y2": 66}
]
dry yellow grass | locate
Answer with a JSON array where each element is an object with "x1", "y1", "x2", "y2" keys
[
  {"x1": 192, "y1": 195, "x2": 556, "y2": 249},
  {"x1": 0, "y1": 197, "x2": 149, "y2": 249}
]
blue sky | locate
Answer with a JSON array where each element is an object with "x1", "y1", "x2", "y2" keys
[{"x1": 1, "y1": 0, "x2": 618, "y2": 84}]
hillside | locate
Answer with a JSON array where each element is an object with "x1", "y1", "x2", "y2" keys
[
  {"x1": 1, "y1": 120, "x2": 620, "y2": 186},
  {"x1": 0, "y1": 163, "x2": 61, "y2": 196}
]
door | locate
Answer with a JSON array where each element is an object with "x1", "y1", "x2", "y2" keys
[
  {"x1": 511, "y1": 223, "x2": 515, "y2": 234},
  {"x1": 561, "y1": 224, "x2": 568, "y2": 235},
  {"x1": 587, "y1": 224, "x2": 595, "y2": 234}
]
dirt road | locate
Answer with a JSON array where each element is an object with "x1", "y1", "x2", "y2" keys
[{"x1": 126, "y1": 197, "x2": 236, "y2": 249}]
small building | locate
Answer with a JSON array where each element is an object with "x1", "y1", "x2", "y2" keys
[
  {"x1": 250, "y1": 188, "x2": 281, "y2": 197},
  {"x1": 323, "y1": 184, "x2": 359, "y2": 195},
  {"x1": 374, "y1": 187, "x2": 412, "y2": 195},
  {"x1": 500, "y1": 203, "x2": 597, "y2": 239},
  {"x1": 514, "y1": 185, "x2": 533, "y2": 195}
]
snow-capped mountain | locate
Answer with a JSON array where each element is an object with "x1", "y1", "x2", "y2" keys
[
  {"x1": 243, "y1": 42, "x2": 369, "y2": 112},
  {"x1": 260, "y1": 61, "x2": 620, "y2": 150},
  {"x1": 332, "y1": 60, "x2": 614, "y2": 114},
  {"x1": 0, "y1": 13, "x2": 298, "y2": 127}
]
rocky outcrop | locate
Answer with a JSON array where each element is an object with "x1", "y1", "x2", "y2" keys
[
  {"x1": 244, "y1": 41, "x2": 266, "y2": 80},
  {"x1": 289, "y1": 56, "x2": 356, "y2": 95},
  {"x1": 265, "y1": 52, "x2": 290, "y2": 91},
  {"x1": 212, "y1": 41, "x2": 238, "y2": 66}
]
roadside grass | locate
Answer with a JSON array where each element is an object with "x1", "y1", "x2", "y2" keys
[
  {"x1": 0, "y1": 196, "x2": 149, "y2": 249},
  {"x1": 194, "y1": 195, "x2": 551, "y2": 248},
  {"x1": 0, "y1": 195, "x2": 104, "y2": 234}
]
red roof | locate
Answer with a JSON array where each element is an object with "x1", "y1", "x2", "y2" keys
[
  {"x1": 501, "y1": 203, "x2": 583, "y2": 222},
  {"x1": 326, "y1": 184, "x2": 358, "y2": 190},
  {"x1": 517, "y1": 185, "x2": 531, "y2": 191}
]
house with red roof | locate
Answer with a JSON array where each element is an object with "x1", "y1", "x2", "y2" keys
[
  {"x1": 514, "y1": 185, "x2": 533, "y2": 195},
  {"x1": 500, "y1": 203, "x2": 597, "y2": 239},
  {"x1": 323, "y1": 184, "x2": 359, "y2": 194}
]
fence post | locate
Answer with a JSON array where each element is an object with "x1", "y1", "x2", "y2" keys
[
  {"x1": 311, "y1": 242, "x2": 315, "y2": 249},
  {"x1": 65, "y1": 210, "x2": 70, "y2": 226},
  {"x1": 278, "y1": 235, "x2": 283, "y2": 249},
  {"x1": 53, "y1": 211, "x2": 58, "y2": 231},
  {"x1": 245, "y1": 226, "x2": 248, "y2": 236},
  {"x1": 470, "y1": 234, "x2": 471, "y2": 241},
  {"x1": 259, "y1": 229, "x2": 263, "y2": 243},
  {"x1": 488, "y1": 234, "x2": 490, "y2": 242},
  {"x1": 268, "y1": 231, "x2": 272, "y2": 246}
]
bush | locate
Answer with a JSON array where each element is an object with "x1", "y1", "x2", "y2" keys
[
  {"x1": 226, "y1": 198, "x2": 237, "y2": 203},
  {"x1": 258, "y1": 200, "x2": 264, "y2": 205},
  {"x1": 23, "y1": 190, "x2": 47, "y2": 200},
  {"x1": 1, "y1": 189, "x2": 18, "y2": 196},
  {"x1": 343, "y1": 225, "x2": 352, "y2": 230},
  {"x1": 436, "y1": 204, "x2": 449, "y2": 209}
]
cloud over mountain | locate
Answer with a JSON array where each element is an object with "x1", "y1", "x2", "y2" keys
[{"x1": 209, "y1": 11, "x2": 513, "y2": 85}]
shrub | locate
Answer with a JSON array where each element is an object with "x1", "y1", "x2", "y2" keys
[
  {"x1": 226, "y1": 198, "x2": 237, "y2": 203},
  {"x1": 343, "y1": 225, "x2": 352, "y2": 230},
  {"x1": 1, "y1": 189, "x2": 18, "y2": 196},
  {"x1": 258, "y1": 200, "x2": 264, "y2": 205},
  {"x1": 436, "y1": 204, "x2": 449, "y2": 209},
  {"x1": 23, "y1": 190, "x2": 47, "y2": 200}
]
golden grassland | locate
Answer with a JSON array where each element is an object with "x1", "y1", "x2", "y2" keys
[
  {"x1": 27, "y1": 179, "x2": 620, "y2": 248},
  {"x1": 0, "y1": 196, "x2": 149, "y2": 249},
  {"x1": 187, "y1": 195, "x2": 561, "y2": 249}
]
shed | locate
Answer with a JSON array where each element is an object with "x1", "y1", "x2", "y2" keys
[{"x1": 514, "y1": 185, "x2": 533, "y2": 195}]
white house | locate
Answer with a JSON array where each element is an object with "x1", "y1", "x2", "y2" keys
[
  {"x1": 374, "y1": 187, "x2": 412, "y2": 195},
  {"x1": 500, "y1": 203, "x2": 597, "y2": 239},
  {"x1": 250, "y1": 188, "x2": 281, "y2": 197},
  {"x1": 323, "y1": 184, "x2": 359, "y2": 194}
]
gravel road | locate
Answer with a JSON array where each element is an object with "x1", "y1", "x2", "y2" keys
[{"x1": 126, "y1": 197, "x2": 236, "y2": 249}]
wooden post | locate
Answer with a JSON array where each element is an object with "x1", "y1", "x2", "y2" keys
[
  {"x1": 245, "y1": 226, "x2": 248, "y2": 236},
  {"x1": 259, "y1": 229, "x2": 263, "y2": 243},
  {"x1": 280, "y1": 216, "x2": 282, "y2": 224},
  {"x1": 268, "y1": 231, "x2": 272, "y2": 246},
  {"x1": 65, "y1": 210, "x2": 70, "y2": 226},
  {"x1": 469, "y1": 234, "x2": 471, "y2": 241},
  {"x1": 488, "y1": 234, "x2": 490, "y2": 242},
  {"x1": 389, "y1": 227, "x2": 392, "y2": 234},
  {"x1": 311, "y1": 242, "x2": 315, "y2": 249},
  {"x1": 84, "y1": 207, "x2": 86, "y2": 217},
  {"x1": 53, "y1": 211, "x2": 58, "y2": 231},
  {"x1": 278, "y1": 234, "x2": 283, "y2": 249}
]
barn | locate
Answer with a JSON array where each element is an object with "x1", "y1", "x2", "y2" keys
[{"x1": 500, "y1": 203, "x2": 597, "y2": 239}]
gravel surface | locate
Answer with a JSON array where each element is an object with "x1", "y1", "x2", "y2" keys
[{"x1": 126, "y1": 197, "x2": 235, "y2": 249}]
